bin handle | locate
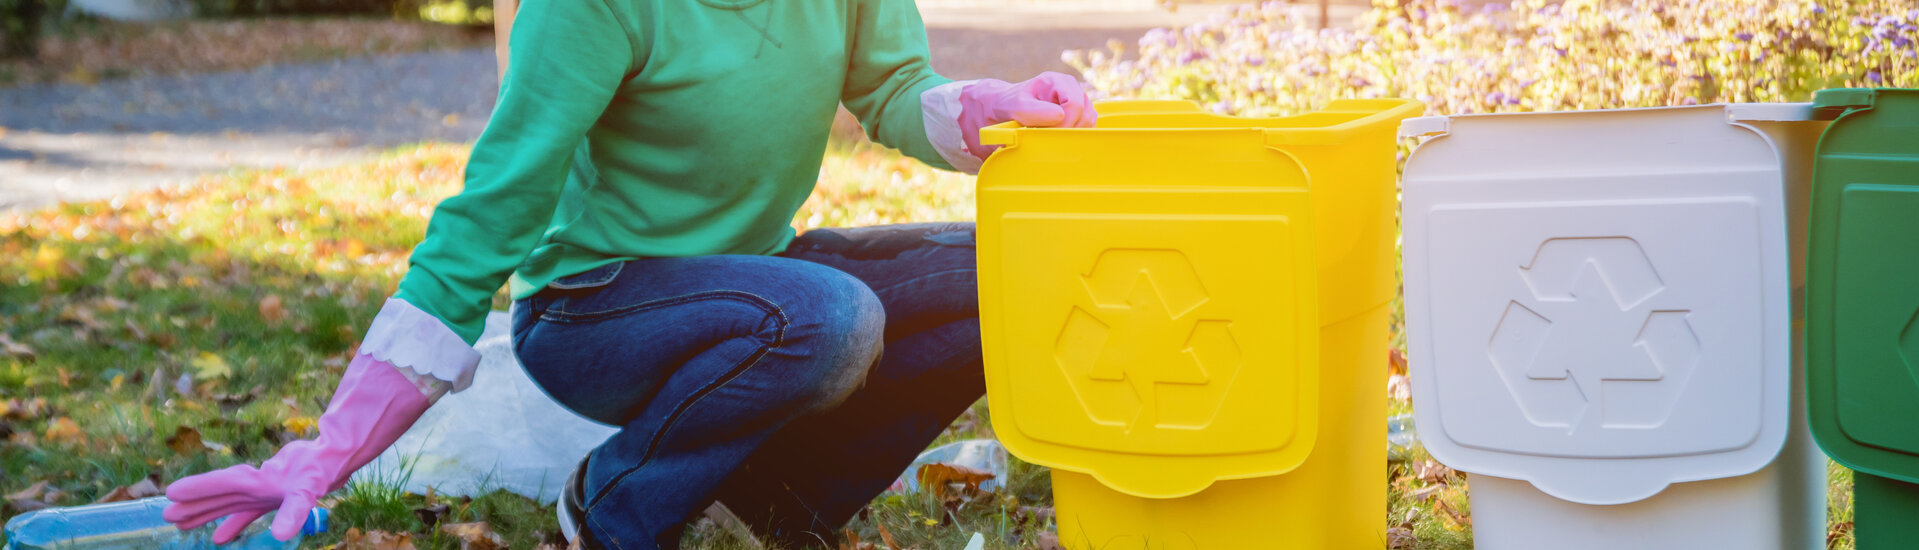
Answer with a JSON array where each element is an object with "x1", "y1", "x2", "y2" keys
[
  {"x1": 979, "y1": 98, "x2": 1427, "y2": 148},
  {"x1": 978, "y1": 100, "x2": 1203, "y2": 147},
  {"x1": 1262, "y1": 99, "x2": 1427, "y2": 147}
]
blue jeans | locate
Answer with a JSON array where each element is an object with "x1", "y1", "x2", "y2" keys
[{"x1": 510, "y1": 223, "x2": 984, "y2": 550}]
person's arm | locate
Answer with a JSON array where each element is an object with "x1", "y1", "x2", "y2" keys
[
  {"x1": 163, "y1": 0, "x2": 637, "y2": 541},
  {"x1": 840, "y1": 0, "x2": 1094, "y2": 176},
  {"x1": 493, "y1": 0, "x2": 517, "y2": 83},
  {"x1": 838, "y1": 0, "x2": 958, "y2": 170}
]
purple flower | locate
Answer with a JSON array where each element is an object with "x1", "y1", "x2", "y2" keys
[
  {"x1": 1735, "y1": 32, "x2": 1754, "y2": 42},
  {"x1": 1178, "y1": 50, "x2": 1208, "y2": 65},
  {"x1": 1869, "y1": 71, "x2": 1885, "y2": 84},
  {"x1": 1812, "y1": 4, "x2": 1825, "y2": 15}
]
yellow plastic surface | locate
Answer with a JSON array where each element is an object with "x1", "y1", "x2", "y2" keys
[{"x1": 976, "y1": 99, "x2": 1421, "y2": 548}]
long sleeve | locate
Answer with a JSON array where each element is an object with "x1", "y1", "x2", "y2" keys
[
  {"x1": 362, "y1": 0, "x2": 637, "y2": 392},
  {"x1": 840, "y1": 0, "x2": 957, "y2": 171}
]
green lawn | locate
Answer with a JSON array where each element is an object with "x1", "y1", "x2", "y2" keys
[{"x1": 0, "y1": 134, "x2": 1853, "y2": 549}]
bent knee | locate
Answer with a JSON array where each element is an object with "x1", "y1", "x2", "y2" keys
[{"x1": 771, "y1": 266, "x2": 885, "y2": 410}]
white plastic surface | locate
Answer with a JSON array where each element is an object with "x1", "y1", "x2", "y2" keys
[
  {"x1": 352, "y1": 311, "x2": 618, "y2": 504},
  {"x1": 1401, "y1": 105, "x2": 1794, "y2": 506}
]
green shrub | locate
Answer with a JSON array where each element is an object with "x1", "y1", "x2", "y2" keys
[{"x1": 1068, "y1": 0, "x2": 1916, "y2": 117}]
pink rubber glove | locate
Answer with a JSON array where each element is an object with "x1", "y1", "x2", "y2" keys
[
  {"x1": 958, "y1": 71, "x2": 1098, "y2": 161},
  {"x1": 162, "y1": 354, "x2": 432, "y2": 543}
]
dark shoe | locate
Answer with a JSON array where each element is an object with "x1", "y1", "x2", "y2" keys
[{"x1": 560, "y1": 454, "x2": 602, "y2": 550}]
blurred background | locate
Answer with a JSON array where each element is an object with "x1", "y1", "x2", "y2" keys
[{"x1": 0, "y1": 0, "x2": 1910, "y2": 548}]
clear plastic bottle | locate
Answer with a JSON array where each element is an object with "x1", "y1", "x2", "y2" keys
[{"x1": 3, "y1": 496, "x2": 327, "y2": 550}]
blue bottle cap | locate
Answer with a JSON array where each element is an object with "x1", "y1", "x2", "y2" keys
[{"x1": 303, "y1": 508, "x2": 329, "y2": 536}]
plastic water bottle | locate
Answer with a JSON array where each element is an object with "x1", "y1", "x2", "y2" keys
[{"x1": 2, "y1": 497, "x2": 327, "y2": 550}]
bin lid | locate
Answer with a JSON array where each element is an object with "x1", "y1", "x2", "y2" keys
[
  {"x1": 1805, "y1": 88, "x2": 1919, "y2": 482},
  {"x1": 1400, "y1": 104, "x2": 1800, "y2": 505}
]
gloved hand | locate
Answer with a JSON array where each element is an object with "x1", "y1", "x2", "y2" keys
[
  {"x1": 162, "y1": 354, "x2": 433, "y2": 543},
  {"x1": 958, "y1": 71, "x2": 1098, "y2": 161}
]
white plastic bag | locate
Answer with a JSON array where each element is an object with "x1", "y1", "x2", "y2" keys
[{"x1": 351, "y1": 311, "x2": 619, "y2": 504}]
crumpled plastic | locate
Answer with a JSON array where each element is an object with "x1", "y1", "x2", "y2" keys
[{"x1": 350, "y1": 311, "x2": 618, "y2": 504}]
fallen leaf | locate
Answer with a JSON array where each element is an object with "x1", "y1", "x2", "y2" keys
[
  {"x1": 0, "y1": 334, "x2": 34, "y2": 363},
  {"x1": 165, "y1": 425, "x2": 207, "y2": 455},
  {"x1": 338, "y1": 528, "x2": 418, "y2": 550},
  {"x1": 1387, "y1": 374, "x2": 1412, "y2": 401},
  {"x1": 6, "y1": 481, "x2": 50, "y2": 502},
  {"x1": 95, "y1": 477, "x2": 162, "y2": 503},
  {"x1": 413, "y1": 503, "x2": 450, "y2": 527},
  {"x1": 874, "y1": 522, "x2": 902, "y2": 550},
  {"x1": 1037, "y1": 532, "x2": 1064, "y2": 550},
  {"x1": 259, "y1": 295, "x2": 287, "y2": 325},
  {"x1": 57, "y1": 367, "x2": 72, "y2": 388},
  {"x1": 283, "y1": 415, "x2": 318, "y2": 438},
  {"x1": 1387, "y1": 526, "x2": 1417, "y2": 549},
  {"x1": 837, "y1": 529, "x2": 876, "y2": 550},
  {"x1": 1414, "y1": 459, "x2": 1455, "y2": 484},
  {"x1": 1409, "y1": 484, "x2": 1445, "y2": 502},
  {"x1": 440, "y1": 522, "x2": 508, "y2": 550},
  {"x1": 915, "y1": 463, "x2": 995, "y2": 499},
  {"x1": 44, "y1": 417, "x2": 84, "y2": 444},
  {"x1": 1389, "y1": 348, "x2": 1408, "y2": 375},
  {"x1": 191, "y1": 352, "x2": 232, "y2": 379}
]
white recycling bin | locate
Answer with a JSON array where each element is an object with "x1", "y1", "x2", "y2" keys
[{"x1": 1399, "y1": 104, "x2": 1828, "y2": 549}]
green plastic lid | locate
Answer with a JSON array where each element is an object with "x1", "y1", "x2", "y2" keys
[{"x1": 1805, "y1": 88, "x2": 1919, "y2": 482}]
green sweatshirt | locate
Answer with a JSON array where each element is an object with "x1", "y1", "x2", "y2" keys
[{"x1": 393, "y1": 0, "x2": 956, "y2": 348}]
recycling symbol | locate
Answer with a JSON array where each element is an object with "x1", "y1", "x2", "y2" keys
[
  {"x1": 1488, "y1": 238, "x2": 1702, "y2": 433},
  {"x1": 1053, "y1": 250, "x2": 1242, "y2": 432}
]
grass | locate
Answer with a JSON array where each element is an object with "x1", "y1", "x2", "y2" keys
[{"x1": 0, "y1": 125, "x2": 1862, "y2": 548}]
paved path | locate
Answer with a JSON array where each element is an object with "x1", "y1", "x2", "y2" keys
[{"x1": 0, "y1": 2, "x2": 1369, "y2": 212}]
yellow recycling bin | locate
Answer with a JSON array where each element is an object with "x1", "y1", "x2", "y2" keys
[{"x1": 975, "y1": 98, "x2": 1422, "y2": 548}]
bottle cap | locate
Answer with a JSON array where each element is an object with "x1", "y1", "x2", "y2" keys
[{"x1": 303, "y1": 508, "x2": 330, "y2": 536}]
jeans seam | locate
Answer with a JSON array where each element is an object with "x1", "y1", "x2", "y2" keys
[
  {"x1": 870, "y1": 268, "x2": 977, "y2": 300},
  {"x1": 544, "y1": 290, "x2": 779, "y2": 322},
  {"x1": 579, "y1": 291, "x2": 791, "y2": 532}
]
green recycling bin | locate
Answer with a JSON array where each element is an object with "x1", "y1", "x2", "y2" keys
[{"x1": 1806, "y1": 88, "x2": 1919, "y2": 549}]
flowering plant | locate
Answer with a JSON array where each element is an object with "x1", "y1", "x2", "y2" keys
[{"x1": 1068, "y1": 0, "x2": 1916, "y2": 117}]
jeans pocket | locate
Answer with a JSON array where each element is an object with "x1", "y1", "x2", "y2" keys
[{"x1": 547, "y1": 262, "x2": 625, "y2": 291}]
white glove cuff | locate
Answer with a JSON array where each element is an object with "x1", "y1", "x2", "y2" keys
[
  {"x1": 921, "y1": 79, "x2": 984, "y2": 175},
  {"x1": 359, "y1": 298, "x2": 479, "y2": 398}
]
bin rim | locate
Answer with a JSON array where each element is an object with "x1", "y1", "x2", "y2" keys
[
  {"x1": 980, "y1": 98, "x2": 1424, "y2": 147},
  {"x1": 1399, "y1": 102, "x2": 1827, "y2": 139}
]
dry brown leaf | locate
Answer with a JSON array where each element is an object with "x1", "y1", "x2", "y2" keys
[
  {"x1": 1387, "y1": 526, "x2": 1417, "y2": 549},
  {"x1": 259, "y1": 295, "x2": 287, "y2": 325},
  {"x1": 0, "y1": 334, "x2": 34, "y2": 363},
  {"x1": 1387, "y1": 373, "x2": 1412, "y2": 401},
  {"x1": 439, "y1": 522, "x2": 508, "y2": 550},
  {"x1": 6, "y1": 481, "x2": 50, "y2": 502},
  {"x1": 413, "y1": 503, "x2": 451, "y2": 527},
  {"x1": 95, "y1": 477, "x2": 162, "y2": 504},
  {"x1": 339, "y1": 528, "x2": 419, "y2": 550},
  {"x1": 1037, "y1": 532, "x2": 1064, "y2": 550},
  {"x1": 1408, "y1": 484, "x2": 1445, "y2": 502},
  {"x1": 915, "y1": 463, "x2": 995, "y2": 499},
  {"x1": 838, "y1": 529, "x2": 876, "y2": 550},
  {"x1": 44, "y1": 417, "x2": 84, "y2": 444},
  {"x1": 1413, "y1": 459, "x2": 1455, "y2": 484},
  {"x1": 1, "y1": 398, "x2": 48, "y2": 420},
  {"x1": 1389, "y1": 348, "x2": 1408, "y2": 375},
  {"x1": 165, "y1": 425, "x2": 207, "y2": 455},
  {"x1": 874, "y1": 522, "x2": 902, "y2": 550}
]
